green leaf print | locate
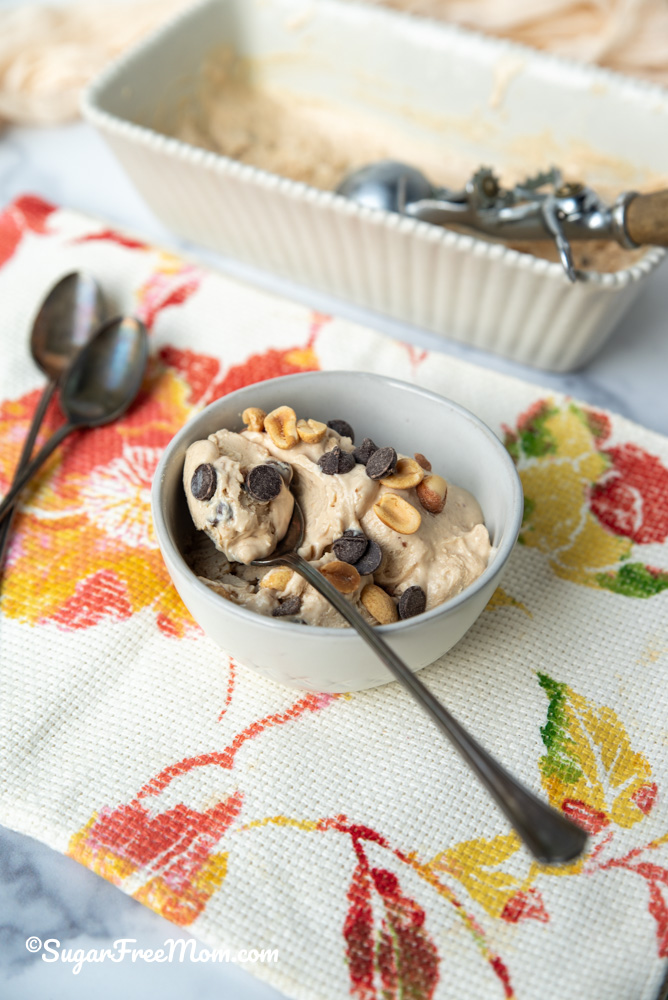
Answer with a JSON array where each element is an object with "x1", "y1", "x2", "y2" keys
[
  {"x1": 537, "y1": 673, "x2": 583, "y2": 785},
  {"x1": 596, "y1": 563, "x2": 668, "y2": 599}
]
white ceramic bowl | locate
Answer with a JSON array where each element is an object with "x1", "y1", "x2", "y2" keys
[
  {"x1": 83, "y1": 0, "x2": 668, "y2": 372},
  {"x1": 151, "y1": 371, "x2": 523, "y2": 692}
]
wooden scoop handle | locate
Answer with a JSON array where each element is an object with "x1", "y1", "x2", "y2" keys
[{"x1": 626, "y1": 190, "x2": 668, "y2": 246}]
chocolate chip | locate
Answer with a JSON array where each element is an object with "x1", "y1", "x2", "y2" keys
[
  {"x1": 397, "y1": 586, "x2": 427, "y2": 620},
  {"x1": 272, "y1": 595, "x2": 302, "y2": 617},
  {"x1": 365, "y1": 447, "x2": 397, "y2": 480},
  {"x1": 191, "y1": 463, "x2": 217, "y2": 501},
  {"x1": 245, "y1": 464, "x2": 284, "y2": 503},
  {"x1": 353, "y1": 437, "x2": 378, "y2": 465},
  {"x1": 333, "y1": 532, "x2": 368, "y2": 564},
  {"x1": 353, "y1": 539, "x2": 382, "y2": 575},
  {"x1": 318, "y1": 446, "x2": 356, "y2": 476},
  {"x1": 338, "y1": 451, "x2": 356, "y2": 474},
  {"x1": 318, "y1": 448, "x2": 340, "y2": 475},
  {"x1": 327, "y1": 419, "x2": 355, "y2": 443}
]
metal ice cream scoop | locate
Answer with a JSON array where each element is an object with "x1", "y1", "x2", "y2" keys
[{"x1": 337, "y1": 160, "x2": 668, "y2": 281}]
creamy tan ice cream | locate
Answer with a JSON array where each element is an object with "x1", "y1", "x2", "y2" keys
[
  {"x1": 170, "y1": 48, "x2": 658, "y2": 274},
  {"x1": 183, "y1": 407, "x2": 492, "y2": 628},
  {"x1": 183, "y1": 428, "x2": 294, "y2": 564}
]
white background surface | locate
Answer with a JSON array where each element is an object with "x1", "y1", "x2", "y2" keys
[{"x1": 1, "y1": 7, "x2": 668, "y2": 997}]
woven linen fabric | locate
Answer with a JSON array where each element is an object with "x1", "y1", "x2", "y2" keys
[{"x1": 1, "y1": 196, "x2": 668, "y2": 1000}]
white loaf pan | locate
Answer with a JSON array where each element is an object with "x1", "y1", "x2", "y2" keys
[{"x1": 81, "y1": 0, "x2": 667, "y2": 372}]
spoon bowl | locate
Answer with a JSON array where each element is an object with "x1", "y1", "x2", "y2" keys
[
  {"x1": 0, "y1": 316, "x2": 148, "y2": 524},
  {"x1": 0, "y1": 272, "x2": 105, "y2": 572},
  {"x1": 31, "y1": 271, "x2": 106, "y2": 379},
  {"x1": 62, "y1": 315, "x2": 149, "y2": 426},
  {"x1": 337, "y1": 159, "x2": 434, "y2": 213}
]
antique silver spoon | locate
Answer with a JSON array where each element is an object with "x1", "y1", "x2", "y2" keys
[
  {"x1": 0, "y1": 272, "x2": 105, "y2": 571},
  {"x1": 253, "y1": 495, "x2": 588, "y2": 866},
  {"x1": 0, "y1": 316, "x2": 148, "y2": 524}
]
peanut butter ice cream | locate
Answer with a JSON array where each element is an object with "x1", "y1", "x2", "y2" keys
[
  {"x1": 183, "y1": 405, "x2": 491, "y2": 627},
  {"x1": 170, "y1": 47, "x2": 662, "y2": 274},
  {"x1": 183, "y1": 427, "x2": 294, "y2": 564}
]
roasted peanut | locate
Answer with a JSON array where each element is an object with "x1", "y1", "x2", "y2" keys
[
  {"x1": 242, "y1": 407, "x2": 266, "y2": 433},
  {"x1": 361, "y1": 584, "x2": 398, "y2": 624},
  {"x1": 373, "y1": 493, "x2": 422, "y2": 534},
  {"x1": 319, "y1": 560, "x2": 361, "y2": 594},
  {"x1": 414, "y1": 452, "x2": 432, "y2": 472},
  {"x1": 264, "y1": 406, "x2": 299, "y2": 449},
  {"x1": 379, "y1": 456, "x2": 425, "y2": 490},
  {"x1": 297, "y1": 418, "x2": 327, "y2": 444},
  {"x1": 260, "y1": 567, "x2": 293, "y2": 591},
  {"x1": 416, "y1": 474, "x2": 447, "y2": 514}
]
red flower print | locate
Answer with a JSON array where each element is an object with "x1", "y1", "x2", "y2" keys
[
  {"x1": 73, "y1": 229, "x2": 148, "y2": 251},
  {"x1": 50, "y1": 569, "x2": 133, "y2": 630},
  {"x1": 590, "y1": 443, "x2": 668, "y2": 545},
  {"x1": 561, "y1": 799, "x2": 610, "y2": 835},
  {"x1": 159, "y1": 346, "x2": 221, "y2": 405},
  {"x1": 647, "y1": 877, "x2": 668, "y2": 957},
  {"x1": 210, "y1": 345, "x2": 319, "y2": 398},
  {"x1": 501, "y1": 888, "x2": 549, "y2": 924},
  {"x1": 69, "y1": 793, "x2": 243, "y2": 925},
  {"x1": 632, "y1": 783, "x2": 658, "y2": 816},
  {"x1": 0, "y1": 195, "x2": 56, "y2": 268},
  {"x1": 68, "y1": 689, "x2": 333, "y2": 925},
  {"x1": 344, "y1": 860, "x2": 439, "y2": 1000},
  {"x1": 134, "y1": 263, "x2": 202, "y2": 330}
]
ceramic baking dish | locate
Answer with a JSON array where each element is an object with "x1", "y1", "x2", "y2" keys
[{"x1": 81, "y1": 0, "x2": 668, "y2": 372}]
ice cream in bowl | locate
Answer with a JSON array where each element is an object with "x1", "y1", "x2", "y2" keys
[{"x1": 151, "y1": 371, "x2": 523, "y2": 694}]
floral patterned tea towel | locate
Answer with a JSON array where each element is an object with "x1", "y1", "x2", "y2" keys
[{"x1": 1, "y1": 196, "x2": 668, "y2": 1000}]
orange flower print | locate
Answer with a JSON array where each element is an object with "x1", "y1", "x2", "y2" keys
[
  {"x1": 69, "y1": 794, "x2": 243, "y2": 926},
  {"x1": 1, "y1": 332, "x2": 320, "y2": 635},
  {"x1": 0, "y1": 195, "x2": 56, "y2": 268},
  {"x1": 134, "y1": 257, "x2": 202, "y2": 330},
  {"x1": 79, "y1": 445, "x2": 161, "y2": 549},
  {"x1": 0, "y1": 361, "x2": 196, "y2": 636},
  {"x1": 68, "y1": 688, "x2": 332, "y2": 925}
]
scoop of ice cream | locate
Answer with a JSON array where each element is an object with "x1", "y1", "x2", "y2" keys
[
  {"x1": 183, "y1": 414, "x2": 492, "y2": 627},
  {"x1": 183, "y1": 429, "x2": 294, "y2": 563},
  {"x1": 243, "y1": 427, "x2": 378, "y2": 562},
  {"x1": 360, "y1": 482, "x2": 490, "y2": 610}
]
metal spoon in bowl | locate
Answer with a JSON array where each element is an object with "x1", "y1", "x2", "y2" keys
[
  {"x1": 0, "y1": 316, "x2": 148, "y2": 525},
  {"x1": 0, "y1": 272, "x2": 105, "y2": 572},
  {"x1": 253, "y1": 496, "x2": 589, "y2": 866}
]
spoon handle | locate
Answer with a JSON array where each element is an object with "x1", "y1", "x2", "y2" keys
[
  {"x1": 0, "y1": 422, "x2": 73, "y2": 525},
  {"x1": 284, "y1": 551, "x2": 588, "y2": 866},
  {"x1": 0, "y1": 379, "x2": 58, "y2": 573}
]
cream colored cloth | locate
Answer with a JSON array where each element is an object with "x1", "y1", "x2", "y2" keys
[
  {"x1": 1, "y1": 196, "x2": 668, "y2": 1000},
  {"x1": 368, "y1": 0, "x2": 668, "y2": 83},
  {"x1": 0, "y1": 0, "x2": 185, "y2": 125},
  {"x1": 0, "y1": 0, "x2": 667, "y2": 128}
]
